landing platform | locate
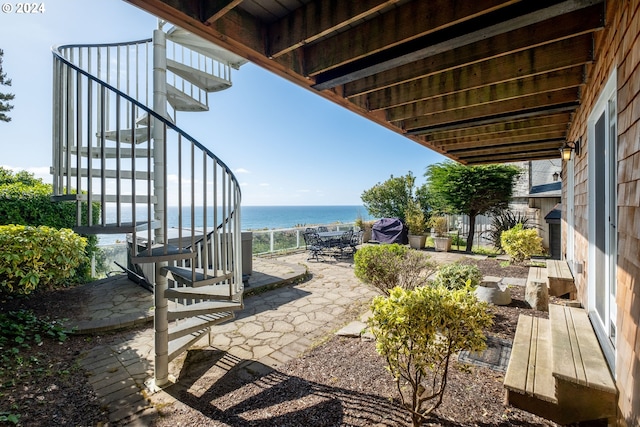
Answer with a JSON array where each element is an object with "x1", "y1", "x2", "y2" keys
[{"x1": 65, "y1": 257, "x2": 307, "y2": 334}]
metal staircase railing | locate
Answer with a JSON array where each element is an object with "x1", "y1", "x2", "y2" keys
[{"x1": 51, "y1": 28, "x2": 243, "y2": 388}]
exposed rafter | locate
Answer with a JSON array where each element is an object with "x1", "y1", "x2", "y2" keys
[{"x1": 125, "y1": 0, "x2": 606, "y2": 165}]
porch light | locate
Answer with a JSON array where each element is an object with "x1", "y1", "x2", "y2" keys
[
  {"x1": 553, "y1": 171, "x2": 560, "y2": 181},
  {"x1": 561, "y1": 138, "x2": 581, "y2": 161}
]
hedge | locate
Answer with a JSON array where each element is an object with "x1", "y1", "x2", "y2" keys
[{"x1": 0, "y1": 225, "x2": 88, "y2": 295}]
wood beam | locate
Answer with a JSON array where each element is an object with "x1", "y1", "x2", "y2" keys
[
  {"x1": 449, "y1": 140, "x2": 564, "y2": 157},
  {"x1": 203, "y1": 0, "x2": 243, "y2": 24},
  {"x1": 406, "y1": 103, "x2": 578, "y2": 135},
  {"x1": 344, "y1": 4, "x2": 602, "y2": 98},
  {"x1": 359, "y1": 36, "x2": 592, "y2": 111},
  {"x1": 461, "y1": 150, "x2": 562, "y2": 164},
  {"x1": 267, "y1": 0, "x2": 402, "y2": 58},
  {"x1": 385, "y1": 68, "x2": 584, "y2": 121},
  {"x1": 312, "y1": 0, "x2": 603, "y2": 90},
  {"x1": 402, "y1": 88, "x2": 580, "y2": 130},
  {"x1": 424, "y1": 113, "x2": 570, "y2": 142},
  {"x1": 303, "y1": 0, "x2": 517, "y2": 76},
  {"x1": 434, "y1": 131, "x2": 567, "y2": 150}
]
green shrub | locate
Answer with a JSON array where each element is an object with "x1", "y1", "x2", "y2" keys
[
  {"x1": 354, "y1": 244, "x2": 437, "y2": 295},
  {"x1": 369, "y1": 285, "x2": 493, "y2": 426},
  {"x1": 484, "y1": 211, "x2": 533, "y2": 250},
  {"x1": 0, "y1": 167, "x2": 102, "y2": 281},
  {"x1": 450, "y1": 234, "x2": 466, "y2": 248},
  {"x1": 500, "y1": 223, "x2": 543, "y2": 263},
  {"x1": 431, "y1": 262, "x2": 483, "y2": 290},
  {"x1": 0, "y1": 225, "x2": 88, "y2": 295}
]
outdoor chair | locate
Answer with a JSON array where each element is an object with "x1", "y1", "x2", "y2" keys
[
  {"x1": 303, "y1": 231, "x2": 326, "y2": 261},
  {"x1": 350, "y1": 230, "x2": 363, "y2": 252},
  {"x1": 304, "y1": 228, "x2": 317, "y2": 249},
  {"x1": 336, "y1": 230, "x2": 354, "y2": 257}
]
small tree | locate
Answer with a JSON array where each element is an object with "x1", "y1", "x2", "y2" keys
[
  {"x1": 361, "y1": 172, "x2": 418, "y2": 221},
  {"x1": 0, "y1": 49, "x2": 15, "y2": 123},
  {"x1": 424, "y1": 162, "x2": 521, "y2": 252},
  {"x1": 369, "y1": 285, "x2": 493, "y2": 426}
]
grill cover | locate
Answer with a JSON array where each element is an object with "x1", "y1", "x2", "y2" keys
[{"x1": 371, "y1": 218, "x2": 407, "y2": 244}]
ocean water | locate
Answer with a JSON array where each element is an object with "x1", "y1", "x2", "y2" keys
[
  {"x1": 241, "y1": 205, "x2": 372, "y2": 230},
  {"x1": 100, "y1": 205, "x2": 373, "y2": 245}
]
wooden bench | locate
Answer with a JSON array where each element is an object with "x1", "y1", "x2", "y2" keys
[
  {"x1": 546, "y1": 259, "x2": 576, "y2": 298},
  {"x1": 525, "y1": 267, "x2": 548, "y2": 311},
  {"x1": 504, "y1": 304, "x2": 617, "y2": 425}
]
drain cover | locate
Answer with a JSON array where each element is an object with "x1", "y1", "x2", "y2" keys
[{"x1": 458, "y1": 336, "x2": 512, "y2": 372}]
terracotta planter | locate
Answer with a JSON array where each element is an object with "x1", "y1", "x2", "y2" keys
[
  {"x1": 433, "y1": 236, "x2": 452, "y2": 252},
  {"x1": 408, "y1": 234, "x2": 427, "y2": 249}
]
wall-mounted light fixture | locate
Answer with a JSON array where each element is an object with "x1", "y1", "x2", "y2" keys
[
  {"x1": 560, "y1": 138, "x2": 581, "y2": 161},
  {"x1": 553, "y1": 171, "x2": 561, "y2": 181}
]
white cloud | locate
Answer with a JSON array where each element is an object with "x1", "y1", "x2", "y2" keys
[{"x1": 235, "y1": 168, "x2": 250, "y2": 174}]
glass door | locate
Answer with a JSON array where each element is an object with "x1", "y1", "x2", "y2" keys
[{"x1": 588, "y1": 72, "x2": 617, "y2": 370}]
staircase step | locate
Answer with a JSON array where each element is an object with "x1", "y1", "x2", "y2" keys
[
  {"x1": 70, "y1": 146, "x2": 153, "y2": 159},
  {"x1": 101, "y1": 127, "x2": 150, "y2": 144},
  {"x1": 167, "y1": 59, "x2": 232, "y2": 92},
  {"x1": 167, "y1": 300, "x2": 243, "y2": 321},
  {"x1": 168, "y1": 330, "x2": 207, "y2": 362},
  {"x1": 168, "y1": 312, "x2": 234, "y2": 342},
  {"x1": 504, "y1": 315, "x2": 556, "y2": 403},
  {"x1": 131, "y1": 245, "x2": 195, "y2": 263},
  {"x1": 162, "y1": 266, "x2": 234, "y2": 288},
  {"x1": 60, "y1": 167, "x2": 151, "y2": 180},
  {"x1": 166, "y1": 84, "x2": 208, "y2": 112},
  {"x1": 166, "y1": 27, "x2": 247, "y2": 69},
  {"x1": 548, "y1": 305, "x2": 616, "y2": 393},
  {"x1": 73, "y1": 220, "x2": 161, "y2": 235},
  {"x1": 165, "y1": 283, "x2": 238, "y2": 301},
  {"x1": 136, "y1": 112, "x2": 174, "y2": 126}
]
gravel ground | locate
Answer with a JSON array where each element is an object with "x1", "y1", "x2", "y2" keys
[{"x1": 1, "y1": 257, "x2": 559, "y2": 426}]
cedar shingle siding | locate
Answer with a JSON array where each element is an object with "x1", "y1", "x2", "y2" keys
[{"x1": 565, "y1": 1, "x2": 640, "y2": 424}]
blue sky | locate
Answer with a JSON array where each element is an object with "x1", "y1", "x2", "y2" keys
[{"x1": 0, "y1": 0, "x2": 446, "y2": 206}]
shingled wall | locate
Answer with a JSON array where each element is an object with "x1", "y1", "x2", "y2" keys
[{"x1": 565, "y1": 1, "x2": 640, "y2": 424}]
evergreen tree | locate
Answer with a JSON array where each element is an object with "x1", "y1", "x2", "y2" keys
[
  {"x1": 424, "y1": 162, "x2": 521, "y2": 252},
  {"x1": 0, "y1": 49, "x2": 15, "y2": 123}
]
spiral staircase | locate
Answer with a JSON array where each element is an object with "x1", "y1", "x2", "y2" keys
[{"x1": 50, "y1": 22, "x2": 246, "y2": 387}]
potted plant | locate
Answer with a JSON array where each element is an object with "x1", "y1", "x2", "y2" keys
[
  {"x1": 429, "y1": 215, "x2": 452, "y2": 252},
  {"x1": 405, "y1": 200, "x2": 427, "y2": 249},
  {"x1": 355, "y1": 216, "x2": 375, "y2": 243}
]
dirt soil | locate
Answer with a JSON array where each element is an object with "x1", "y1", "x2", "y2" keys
[{"x1": 0, "y1": 258, "x2": 559, "y2": 426}]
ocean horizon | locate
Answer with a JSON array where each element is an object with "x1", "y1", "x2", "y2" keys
[{"x1": 100, "y1": 205, "x2": 374, "y2": 245}]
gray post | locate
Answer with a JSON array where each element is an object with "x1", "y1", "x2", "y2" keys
[{"x1": 152, "y1": 26, "x2": 169, "y2": 388}]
